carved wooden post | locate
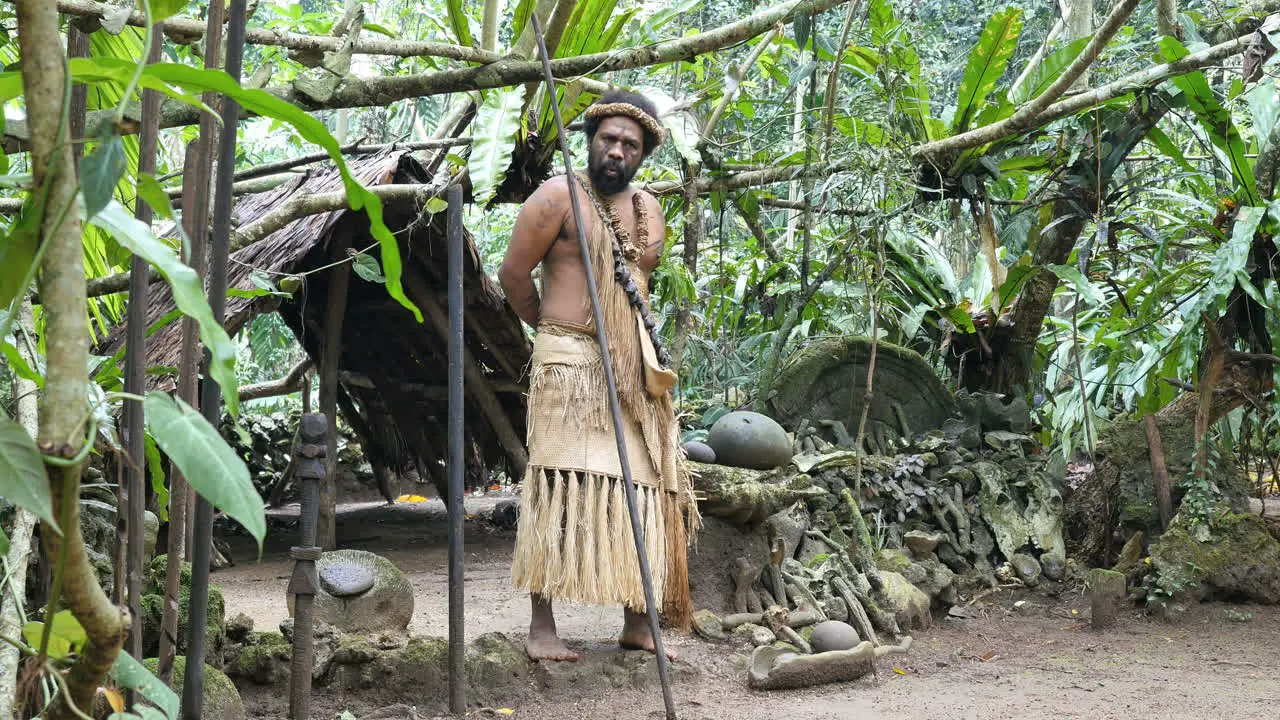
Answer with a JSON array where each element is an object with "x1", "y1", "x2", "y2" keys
[{"x1": 287, "y1": 412, "x2": 327, "y2": 720}]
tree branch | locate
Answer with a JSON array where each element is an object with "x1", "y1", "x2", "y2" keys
[
  {"x1": 239, "y1": 359, "x2": 314, "y2": 402},
  {"x1": 700, "y1": 25, "x2": 782, "y2": 148},
  {"x1": 17, "y1": 0, "x2": 125, "y2": 715},
  {"x1": 44, "y1": 0, "x2": 500, "y2": 63},
  {"x1": 80, "y1": 182, "x2": 448, "y2": 299},
  {"x1": 8, "y1": 0, "x2": 850, "y2": 150},
  {"x1": 915, "y1": 0, "x2": 1139, "y2": 162}
]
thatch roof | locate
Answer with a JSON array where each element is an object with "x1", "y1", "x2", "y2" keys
[{"x1": 98, "y1": 150, "x2": 532, "y2": 490}]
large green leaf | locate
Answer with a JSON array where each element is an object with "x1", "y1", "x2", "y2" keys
[
  {"x1": 1010, "y1": 36, "x2": 1090, "y2": 104},
  {"x1": 23, "y1": 610, "x2": 85, "y2": 660},
  {"x1": 143, "y1": 392, "x2": 264, "y2": 549},
  {"x1": 1048, "y1": 265, "x2": 1104, "y2": 305},
  {"x1": 469, "y1": 85, "x2": 527, "y2": 207},
  {"x1": 1192, "y1": 205, "x2": 1265, "y2": 315},
  {"x1": 953, "y1": 7, "x2": 1023, "y2": 133},
  {"x1": 868, "y1": 0, "x2": 900, "y2": 47},
  {"x1": 112, "y1": 651, "x2": 178, "y2": 720},
  {"x1": 1161, "y1": 38, "x2": 1258, "y2": 203},
  {"x1": 1247, "y1": 79, "x2": 1280, "y2": 158},
  {"x1": 81, "y1": 134, "x2": 127, "y2": 219},
  {"x1": 87, "y1": 200, "x2": 242, "y2": 419},
  {"x1": 511, "y1": 0, "x2": 536, "y2": 46},
  {"x1": 0, "y1": 416, "x2": 58, "y2": 531},
  {"x1": 446, "y1": 0, "x2": 474, "y2": 48},
  {"x1": 558, "y1": 0, "x2": 622, "y2": 58}
]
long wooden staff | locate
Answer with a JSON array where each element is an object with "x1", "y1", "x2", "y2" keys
[{"x1": 529, "y1": 13, "x2": 679, "y2": 720}]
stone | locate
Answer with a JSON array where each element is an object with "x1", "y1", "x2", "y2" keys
[
  {"x1": 226, "y1": 612, "x2": 255, "y2": 643},
  {"x1": 141, "y1": 555, "x2": 226, "y2": 665},
  {"x1": 143, "y1": 656, "x2": 246, "y2": 720},
  {"x1": 1087, "y1": 568, "x2": 1127, "y2": 629},
  {"x1": 319, "y1": 562, "x2": 376, "y2": 597},
  {"x1": 809, "y1": 620, "x2": 860, "y2": 653},
  {"x1": 1009, "y1": 553, "x2": 1042, "y2": 587},
  {"x1": 466, "y1": 632, "x2": 535, "y2": 706},
  {"x1": 225, "y1": 631, "x2": 291, "y2": 685},
  {"x1": 875, "y1": 548, "x2": 912, "y2": 574},
  {"x1": 747, "y1": 637, "x2": 912, "y2": 691},
  {"x1": 1040, "y1": 551, "x2": 1067, "y2": 581},
  {"x1": 490, "y1": 498, "x2": 520, "y2": 530},
  {"x1": 912, "y1": 559, "x2": 957, "y2": 603},
  {"x1": 730, "y1": 622, "x2": 776, "y2": 647},
  {"x1": 143, "y1": 510, "x2": 160, "y2": 561},
  {"x1": 682, "y1": 441, "x2": 717, "y2": 464},
  {"x1": 279, "y1": 618, "x2": 343, "y2": 681},
  {"x1": 1111, "y1": 531, "x2": 1146, "y2": 575},
  {"x1": 290, "y1": 549, "x2": 414, "y2": 634},
  {"x1": 706, "y1": 411, "x2": 793, "y2": 470},
  {"x1": 692, "y1": 609, "x2": 726, "y2": 641},
  {"x1": 1148, "y1": 505, "x2": 1280, "y2": 604},
  {"x1": 878, "y1": 571, "x2": 932, "y2": 630},
  {"x1": 903, "y1": 530, "x2": 944, "y2": 558}
]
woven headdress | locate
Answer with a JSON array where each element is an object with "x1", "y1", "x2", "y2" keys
[{"x1": 583, "y1": 101, "x2": 666, "y2": 149}]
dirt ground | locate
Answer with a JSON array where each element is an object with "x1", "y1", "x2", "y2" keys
[{"x1": 215, "y1": 499, "x2": 1280, "y2": 720}]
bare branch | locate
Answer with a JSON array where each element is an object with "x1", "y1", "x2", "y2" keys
[
  {"x1": 913, "y1": 20, "x2": 1252, "y2": 161},
  {"x1": 45, "y1": 0, "x2": 500, "y2": 63},
  {"x1": 239, "y1": 359, "x2": 314, "y2": 401},
  {"x1": 9, "y1": 0, "x2": 850, "y2": 150},
  {"x1": 79, "y1": 182, "x2": 448, "y2": 299}
]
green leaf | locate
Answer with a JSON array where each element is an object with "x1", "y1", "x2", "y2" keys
[
  {"x1": 868, "y1": 0, "x2": 900, "y2": 46},
  {"x1": 1161, "y1": 38, "x2": 1258, "y2": 203},
  {"x1": 794, "y1": 12, "x2": 811, "y2": 51},
  {"x1": 953, "y1": 7, "x2": 1023, "y2": 133},
  {"x1": 1010, "y1": 36, "x2": 1090, "y2": 104},
  {"x1": 425, "y1": 196, "x2": 448, "y2": 215},
  {"x1": 362, "y1": 22, "x2": 399, "y2": 38},
  {"x1": 82, "y1": 135, "x2": 127, "y2": 219},
  {"x1": 23, "y1": 610, "x2": 86, "y2": 660},
  {"x1": 152, "y1": 0, "x2": 190, "y2": 21},
  {"x1": 87, "y1": 200, "x2": 242, "y2": 419},
  {"x1": 0, "y1": 224, "x2": 37, "y2": 310},
  {"x1": 469, "y1": 85, "x2": 527, "y2": 207},
  {"x1": 446, "y1": 0, "x2": 474, "y2": 48},
  {"x1": 351, "y1": 252, "x2": 386, "y2": 284},
  {"x1": 0, "y1": 416, "x2": 59, "y2": 531},
  {"x1": 136, "y1": 173, "x2": 174, "y2": 220},
  {"x1": 1048, "y1": 264, "x2": 1104, "y2": 305},
  {"x1": 1247, "y1": 79, "x2": 1280, "y2": 155},
  {"x1": 144, "y1": 392, "x2": 264, "y2": 549},
  {"x1": 137, "y1": 62, "x2": 422, "y2": 322},
  {"x1": 144, "y1": 432, "x2": 168, "y2": 523},
  {"x1": 112, "y1": 651, "x2": 179, "y2": 720},
  {"x1": 511, "y1": 0, "x2": 536, "y2": 47}
]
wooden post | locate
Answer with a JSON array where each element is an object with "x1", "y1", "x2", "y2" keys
[
  {"x1": 318, "y1": 240, "x2": 353, "y2": 551},
  {"x1": 1143, "y1": 416, "x2": 1173, "y2": 531}
]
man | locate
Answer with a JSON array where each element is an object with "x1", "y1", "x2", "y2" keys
[{"x1": 499, "y1": 90, "x2": 699, "y2": 662}]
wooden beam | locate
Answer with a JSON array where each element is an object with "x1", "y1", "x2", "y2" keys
[{"x1": 318, "y1": 236, "x2": 353, "y2": 551}]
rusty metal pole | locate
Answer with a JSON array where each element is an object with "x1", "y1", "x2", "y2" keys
[
  {"x1": 287, "y1": 413, "x2": 327, "y2": 720},
  {"x1": 529, "y1": 13, "x2": 677, "y2": 720},
  {"x1": 446, "y1": 183, "x2": 467, "y2": 715}
]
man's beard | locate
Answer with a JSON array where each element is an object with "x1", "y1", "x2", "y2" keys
[{"x1": 587, "y1": 151, "x2": 636, "y2": 195}]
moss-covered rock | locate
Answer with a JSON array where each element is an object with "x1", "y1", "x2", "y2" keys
[
  {"x1": 225, "y1": 631, "x2": 291, "y2": 685},
  {"x1": 878, "y1": 571, "x2": 932, "y2": 630},
  {"x1": 875, "y1": 548, "x2": 912, "y2": 574},
  {"x1": 142, "y1": 656, "x2": 245, "y2": 720},
  {"x1": 140, "y1": 554, "x2": 226, "y2": 666},
  {"x1": 1149, "y1": 505, "x2": 1280, "y2": 603},
  {"x1": 466, "y1": 632, "x2": 534, "y2": 706},
  {"x1": 290, "y1": 550, "x2": 414, "y2": 634}
]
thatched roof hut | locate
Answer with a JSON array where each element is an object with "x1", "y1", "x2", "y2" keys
[{"x1": 99, "y1": 150, "x2": 531, "y2": 493}]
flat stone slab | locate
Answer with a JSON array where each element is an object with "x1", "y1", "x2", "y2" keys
[{"x1": 320, "y1": 562, "x2": 376, "y2": 597}]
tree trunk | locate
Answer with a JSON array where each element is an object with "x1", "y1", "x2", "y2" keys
[
  {"x1": 16, "y1": 1, "x2": 125, "y2": 716},
  {"x1": 0, "y1": 301, "x2": 42, "y2": 720},
  {"x1": 670, "y1": 158, "x2": 702, "y2": 366},
  {"x1": 979, "y1": 93, "x2": 1171, "y2": 393}
]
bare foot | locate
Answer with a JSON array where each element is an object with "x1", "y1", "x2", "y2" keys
[
  {"x1": 526, "y1": 629, "x2": 579, "y2": 662},
  {"x1": 618, "y1": 629, "x2": 678, "y2": 660}
]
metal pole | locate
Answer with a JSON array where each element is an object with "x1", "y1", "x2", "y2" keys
[
  {"x1": 529, "y1": 14, "x2": 678, "y2": 720},
  {"x1": 446, "y1": 184, "x2": 467, "y2": 714},
  {"x1": 184, "y1": 0, "x2": 247, "y2": 716}
]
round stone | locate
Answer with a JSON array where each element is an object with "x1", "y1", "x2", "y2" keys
[
  {"x1": 809, "y1": 620, "x2": 860, "y2": 653},
  {"x1": 706, "y1": 411, "x2": 792, "y2": 470},
  {"x1": 682, "y1": 441, "x2": 717, "y2": 464},
  {"x1": 319, "y1": 562, "x2": 376, "y2": 597},
  {"x1": 1039, "y1": 551, "x2": 1066, "y2": 581}
]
